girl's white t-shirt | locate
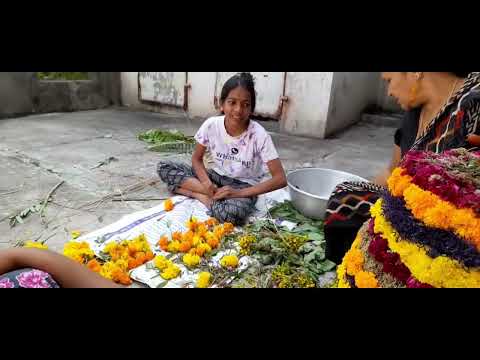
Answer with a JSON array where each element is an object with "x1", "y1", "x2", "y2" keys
[{"x1": 194, "y1": 116, "x2": 279, "y2": 185}]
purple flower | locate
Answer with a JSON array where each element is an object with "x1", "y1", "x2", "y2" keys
[
  {"x1": 0, "y1": 278, "x2": 15, "y2": 288},
  {"x1": 16, "y1": 270, "x2": 51, "y2": 288}
]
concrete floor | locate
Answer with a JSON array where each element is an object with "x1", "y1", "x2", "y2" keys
[{"x1": 0, "y1": 108, "x2": 396, "y2": 251}]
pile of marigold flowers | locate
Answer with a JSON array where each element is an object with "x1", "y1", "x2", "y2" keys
[
  {"x1": 156, "y1": 216, "x2": 235, "y2": 269},
  {"x1": 63, "y1": 234, "x2": 154, "y2": 286}
]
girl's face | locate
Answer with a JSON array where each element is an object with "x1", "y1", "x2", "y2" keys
[
  {"x1": 221, "y1": 86, "x2": 252, "y2": 125},
  {"x1": 382, "y1": 72, "x2": 421, "y2": 110}
]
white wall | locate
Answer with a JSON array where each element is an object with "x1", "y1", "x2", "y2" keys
[
  {"x1": 325, "y1": 72, "x2": 379, "y2": 137},
  {"x1": 187, "y1": 72, "x2": 218, "y2": 118},
  {"x1": 281, "y1": 72, "x2": 334, "y2": 139},
  {"x1": 120, "y1": 72, "x2": 141, "y2": 107}
]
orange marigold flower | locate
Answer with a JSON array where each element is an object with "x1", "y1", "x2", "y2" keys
[
  {"x1": 355, "y1": 271, "x2": 378, "y2": 288},
  {"x1": 182, "y1": 230, "x2": 194, "y2": 243},
  {"x1": 145, "y1": 251, "x2": 155, "y2": 261},
  {"x1": 164, "y1": 198, "x2": 174, "y2": 212},
  {"x1": 187, "y1": 217, "x2": 199, "y2": 231},
  {"x1": 387, "y1": 167, "x2": 413, "y2": 197},
  {"x1": 223, "y1": 222, "x2": 234, "y2": 234},
  {"x1": 206, "y1": 217, "x2": 219, "y2": 228},
  {"x1": 87, "y1": 259, "x2": 102, "y2": 273},
  {"x1": 179, "y1": 241, "x2": 193, "y2": 253},
  {"x1": 344, "y1": 248, "x2": 364, "y2": 276},
  {"x1": 172, "y1": 231, "x2": 183, "y2": 241},
  {"x1": 157, "y1": 235, "x2": 169, "y2": 251}
]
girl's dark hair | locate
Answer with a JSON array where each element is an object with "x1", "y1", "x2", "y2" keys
[
  {"x1": 220, "y1": 72, "x2": 256, "y2": 112},
  {"x1": 450, "y1": 72, "x2": 471, "y2": 78}
]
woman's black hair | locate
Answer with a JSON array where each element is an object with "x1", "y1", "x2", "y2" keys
[{"x1": 220, "y1": 72, "x2": 256, "y2": 113}]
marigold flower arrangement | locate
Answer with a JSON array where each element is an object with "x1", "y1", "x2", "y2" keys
[
  {"x1": 63, "y1": 234, "x2": 154, "y2": 286},
  {"x1": 337, "y1": 148, "x2": 480, "y2": 288},
  {"x1": 156, "y1": 217, "x2": 234, "y2": 262}
]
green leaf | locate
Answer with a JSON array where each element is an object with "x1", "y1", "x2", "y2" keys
[
  {"x1": 293, "y1": 224, "x2": 320, "y2": 233},
  {"x1": 156, "y1": 280, "x2": 169, "y2": 288},
  {"x1": 306, "y1": 232, "x2": 324, "y2": 242}
]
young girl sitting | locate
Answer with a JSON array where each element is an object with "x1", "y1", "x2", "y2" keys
[{"x1": 158, "y1": 72, "x2": 287, "y2": 225}]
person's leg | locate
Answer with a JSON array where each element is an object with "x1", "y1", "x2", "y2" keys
[
  {"x1": 175, "y1": 187, "x2": 213, "y2": 208},
  {"x1": 210, "y1": 197, "x2": 257, "y2": 226},
  {"x1": 157, "y1": 161, "x2": 209, "y2": 195},
  {"x1": 177, "y1": 178, "x2": 210, "y2": 196}
]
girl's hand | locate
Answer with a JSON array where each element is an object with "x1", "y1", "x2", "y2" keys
[
  {"x1": 202, "y1": 181, "x2": 218, "y2": 197},
  {"x1": 213, "y1": 186, "x2": 242, "y2": 200}
]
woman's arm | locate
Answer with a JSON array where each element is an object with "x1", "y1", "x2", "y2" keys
[
  {"x1": 213, "y1": 159, "x2": 287, "y2": 200},
  {"x1": 373, "y1": 145, "x2": 401, "y2": 187},
  {"x1": 191, "y1": 144, "x2": 217, "y2": 196},
  {"x1": 0, "y1": 248, "x2": 123, "y2": 288}
]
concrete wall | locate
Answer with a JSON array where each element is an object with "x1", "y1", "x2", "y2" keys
[
  {"x1": 0, "y1": 72, "x2": 120, "y2": 119},
  {"x1": 120, "y1": 72, "x2": 141, "y2": 107},
  {"x1": 324, "y1": 72, "x2": 379, "y2": 137},
  {"x1": 0, "y1": 72, "x2": 36, "y2": 118}
]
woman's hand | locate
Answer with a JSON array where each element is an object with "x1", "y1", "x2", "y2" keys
[
  {"x1": 467, "y1": 134, "x2": 480, "y2": 147},
  {"x1": 213, "y1": 186, "x2": 242, "y2": 200}
]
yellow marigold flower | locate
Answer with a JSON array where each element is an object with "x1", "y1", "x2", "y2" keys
[
  {"x1": 196, "y1": 243, "x2": 212, "y2": 256},
  {"x1": 192, "y1": 235, "x2": 202, "y2": 247},
  {"x1": 196, "y1": 272, "x2": 212, "y2": 288},
  {"x1": 355, "y1": 271, "x2": 378, "y2": 288},
  {"x1": 167, "y1": 240, "x2": 181, "y2": 253},
  {"x1": 196, "y1": 223, "x2": 208, "y2": 237},
  {"x1": 239, "y1": 235, "x2": 256, "y2": 255},
  {"x1": 183, "y1": 253, "x2": 201, "y2": 267},
  {"x1": 220, "y1": 255, "x2": 239, "y2": 269},
  {"x1": 104, "y1": 242, "x2": 119, "y2": 255},
  {"x1": 213, "y1": 225, "x2": 225, "y2": 239},
  {"x1": 206, "y1": 232, "x2": 220, "y2": 249},
  {"x1": 24, "y1": 241, "x2": 48, "y2": 250},
  {"x1": 154, "y1": 255, "x2": 169, "y2": 270},
  {"x1": 161, "y1": 264, "x2": 181, "y2": 280},
  {"x1": 71, "y1": 230, "x2": 82, "y2": 240},
  {"x1": 164, "y1": 198, "x2": 174, "y2": 212}
]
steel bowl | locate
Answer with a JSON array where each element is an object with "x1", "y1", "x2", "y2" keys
[{"x1": 287, "y1": 168, "x2": 368, "y2": 220}]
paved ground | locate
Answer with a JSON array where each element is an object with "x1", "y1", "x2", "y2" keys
[{"x1": 0, "y1": 107, "x2": 396, "y2": 251}]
